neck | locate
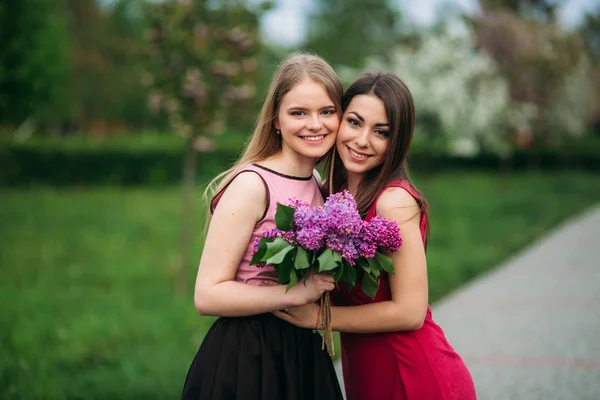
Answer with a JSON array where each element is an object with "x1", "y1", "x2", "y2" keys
[
  {"x1": 346, "y1": 172, "x2": 363, "y2": 196},
  {"x1": 263, "y1": 149, "x2": 316, "y2": 178}
]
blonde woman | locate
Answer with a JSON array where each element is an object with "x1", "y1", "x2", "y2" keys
[{"x1": 181, "y1": 54, "x2": 344, "y2": 400}]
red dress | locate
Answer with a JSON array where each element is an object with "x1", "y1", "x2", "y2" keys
[{"x1": 331, "y1": 180, "x2": 477, "y2": 400}]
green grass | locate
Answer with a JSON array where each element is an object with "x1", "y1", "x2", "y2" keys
[{"x1": 1, "y1": 171, "x2": 599, "y2": 399}]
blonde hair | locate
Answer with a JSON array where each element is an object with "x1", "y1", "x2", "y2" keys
[{"x1": 203, "y1": 52, "x2": 343, "y2": 213}]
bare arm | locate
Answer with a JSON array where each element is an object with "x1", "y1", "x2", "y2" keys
[
  {"x1": 274, "y1": 187, "x2": 428, "y2": 332},
  {"x1": 194, "y1": 172, "x2": 334, "y2": 317}
]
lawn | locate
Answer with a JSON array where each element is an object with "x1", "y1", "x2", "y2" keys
[{"x1": 1, "y1": 170, "x2": 599, "y2": 399}]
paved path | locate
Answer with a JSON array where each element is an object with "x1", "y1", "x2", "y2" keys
[{"x1": 334, "y1": 204, "x2": 600, "y2": 400}]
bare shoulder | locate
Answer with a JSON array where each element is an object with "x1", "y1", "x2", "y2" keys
[
  {"x1": 376, "y1": 186, "x2": 419, "y2": 222},
  {"x1": 213, "y1": 170, "x2": 267, "y2": 218},
  {"x1": 226, "y1": 170, "x2": 267, "y2": 199}
]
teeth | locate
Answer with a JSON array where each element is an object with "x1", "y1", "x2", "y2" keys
[
  {"x1": 350, "y1": 148, "x2": 368, "y2": 159},
  {"x1": 303, "y1": 135, "x2": 324, "y2": 141}
]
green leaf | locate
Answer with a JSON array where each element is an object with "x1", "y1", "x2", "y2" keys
[
  {"x1": 361, "y1": 271, "x2": 379, "y2": 300},
  {"x1": 367, "y1": 257, "x2": 382, "y2": 271},
  {"x1": 286, "y1": 269, "x2": 299, "y2": 292},
  {"x1": 294, "y1": 247, "x2": 310, "y2": 270},
  {"x1": 264, "y1": 237, "x2": 293, "y2": 264},
  {"x1": 375, "y1": 252, "x2": 395, "y2": 275},
  {"x1": 341, "y1": 261, "x2": 357, "y2": 287},
  {"x1": 317, "y1": 248, "x2": 337, "y2": 272},
  {"x1": 274, "y1": 203, "x2": 295, "y2": 231},
  {"x1": 275, "y1": 253, "x2": 294, "y2": 285},
  {"x1": 249, "y1": 238, "x2": 269, "y2": 265},
  {"x1": 334, "y1": 262, "x2": 344, "y2": 282},
  {"x1": 332, "y1": 251, "x2": 342, "y2": 265}
]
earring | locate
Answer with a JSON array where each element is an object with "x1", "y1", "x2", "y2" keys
[{"x1": 276, "y1": 129, "x2": 281, "y2": 135}]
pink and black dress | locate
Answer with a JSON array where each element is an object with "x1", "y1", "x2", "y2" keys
[{"x1": 181, "y1": 164, "x2": 343, "y2": 400}]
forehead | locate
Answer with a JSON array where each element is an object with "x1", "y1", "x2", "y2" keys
[
  {"x1": 280, "y1": 77, "x2": 334, "y2": 107},
  {"x1": 346, "y1": 95, "x2": 387, "y2": 122}
]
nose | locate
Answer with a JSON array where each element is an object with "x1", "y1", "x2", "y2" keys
[
  {"x1": 306, "y1": 114, "x2": 322, "y2": 132},
  {"x1": 354, "y1": 128, "x2": 369, "y2": 148}
]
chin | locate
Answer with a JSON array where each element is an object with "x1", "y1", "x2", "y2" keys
[
  {"x1": 343, "y1": 164, "x2": 368, "y2": 175},
  {"x1": 300, "y1": 148, "x2": 330, "y2": 159},
  {"x1": 299, "y1": 140, "x2": 335, "y2": 158}
]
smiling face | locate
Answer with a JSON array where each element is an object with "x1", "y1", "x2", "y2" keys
[
  {"x1": 274, "y1": 77, "x2": 340, "y2": 161},
  {"x1": 336, "y1": 94, "x2": 390, "y2": 181}
]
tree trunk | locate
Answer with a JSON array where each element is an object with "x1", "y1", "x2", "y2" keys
[
  {"x1": 497, "y1": 153, "x2": 512, "y2": 193},
  {"x1": 178, "y1": 139, "x2": 197, "y2": 296}
]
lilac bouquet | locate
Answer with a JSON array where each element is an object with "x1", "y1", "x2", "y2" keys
[{"x1": 250, "y1": 190, "x2": 402, "y2": 354}]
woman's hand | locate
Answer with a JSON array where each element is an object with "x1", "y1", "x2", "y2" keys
[
  {"x1": 288, "y1": 272, "x2": 335, "y2": 306},
  {"x1": 273, "y1": 302, "x2": 320, "y2": 329}
]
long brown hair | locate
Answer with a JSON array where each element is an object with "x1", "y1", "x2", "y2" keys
[
  {"x1": 204, "y1": 52, "x2": 343, "y2": 215},
  {"x1": 323, "y1": 71, "x2": 430, "y2": 247}
]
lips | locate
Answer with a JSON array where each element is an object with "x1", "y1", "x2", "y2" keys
[
  {"x1": 301, "y1": 135, "x2": 325, "y2": 141},
  {"x1": 299, "y1": 133, "x2": 330, "y2": 144},
  {"x1": 346, "y1": 145, "x2": 370, "y2": 161}
]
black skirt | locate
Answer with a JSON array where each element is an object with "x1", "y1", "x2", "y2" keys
[{"x1": 181, "y1": 313, "x2": 344, "y2": 400}]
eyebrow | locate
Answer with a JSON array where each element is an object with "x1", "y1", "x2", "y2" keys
[
  {"x1": 287, "y1": 104, "x2": 336, "y2": 111},
  {"x1": 349, "y1": 111, "x2": 389, "y2": 127}
]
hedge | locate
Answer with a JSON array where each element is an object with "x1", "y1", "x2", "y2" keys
[{"x1": 1, "y1": 137, "x2": 599, "y2": 186}]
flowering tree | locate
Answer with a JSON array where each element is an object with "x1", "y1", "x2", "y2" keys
[
  {"x1": 340, "y1": 25, "x2": 530, "y2": 157},
  {"x1": 473, "y1": 8, "x2": 590, "y2": 145},
  {"x1": 144, "y1": 0, "x2": 264, "y2": 293}
]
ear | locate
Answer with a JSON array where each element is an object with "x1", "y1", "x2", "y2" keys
[{"x1": 274, "y1": 120, "x2": 280, "y2": 130}]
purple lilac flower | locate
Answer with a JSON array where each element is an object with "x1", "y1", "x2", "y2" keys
[
  {"x1": 261, "y1": 228, "x2": 295, "y2": 245},
  {"x1": 296, "y1": 227, "x2": 325, "y2": 251},
  {"x1": 291, "y1": 199, "x2": 324, "y2": 231},
  {"x1": 262, "y1": 228, "x2": 282, "y2": 239},
  {"x1": 250, "y1": 190, "x2": 402, "y2": 266},
  {"x1": 321, "y1": 191, "x2": 363, "y2": 236},
  {"x1": 341, "y1": 239, "x2": 359, "y2": 264},
  {"x1": 366, "y1": 215, "x2": 402, "y2": 252},
  {"x1": 252, "y1": 237, "x2": 261, "y2": 254}
]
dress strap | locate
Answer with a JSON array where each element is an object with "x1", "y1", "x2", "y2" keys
[{"x1": 210, "y1": 166, "x2": 270, "y2": 222}]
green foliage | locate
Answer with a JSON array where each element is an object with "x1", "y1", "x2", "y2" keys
[
  {"x1": 3, "y1": 133, "x2": 600, "y2": 186},
  {"x1": 294, "y1": 247, "x2": 310, "y2": 270},
  {"x1": 264, "y1": 237, "x2": 294, "y2": 265},
  {"x1": 360, "y1": 269, "x2": 379, "y2": 299},
  {"x1": 316, "y1": 248, "x2": 338, "y2": 272},
  {"x1": 375, "y1": 252, "x2": 395, "y2": 275},
  {"x1": 581, "y1": 6, "x2": 600, "y2": 62},
  {"x1": 144, "y1": 0, "x2": 263, "y2": 143},
  {"x1": 274, "y1": 203, "x2": 295, "y2": 231},
  {"x1": 0, "y1": 140, "x2": 239, "y2": 186},
  {"x1": 0, "y1": 0, "x2": 69, "y2": 126},
  {"x1": 250, "y1": 237, "x2": 268, "y2": 265},
  {"x1": 63, "y1": 0, "x2": 154, "y2": 130},
  {"x1": 303, "y1": 0, "x2": 402, "y2": 68},
  {"x1": 341, "y1": 260, "x2": 357, "y2": 288}
]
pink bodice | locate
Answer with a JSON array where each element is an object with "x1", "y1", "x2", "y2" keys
[{"x1": 210, "y1": 163, "x2": 324, "y2": 285}]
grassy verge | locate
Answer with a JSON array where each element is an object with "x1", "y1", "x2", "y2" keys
[{"x1": 1, "y1": 171, "x2": 599, "y2": 399}]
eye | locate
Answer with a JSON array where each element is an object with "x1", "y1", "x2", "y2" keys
[
  {"x1": 321, "y1": 109, "x2": 335, "y2": 116},
  {"x1": 375, "y1": 129, "x2": 390, "y2": 138},
  {"x1": 347, "y1": 117, "x2": 360, "y2": 127},
  {"x1": 290, "y1": 110, "x2": 306, "y2": 116}
]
